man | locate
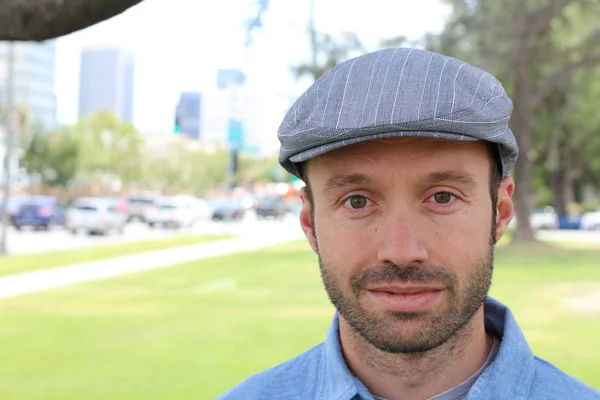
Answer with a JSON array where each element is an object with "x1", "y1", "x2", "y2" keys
[{"x1": 218, "y1": 48, "x2": 600, "y2": 400}]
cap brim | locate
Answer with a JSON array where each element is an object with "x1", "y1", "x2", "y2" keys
[{"x1": 288, "y1": 130, "x2": 478, "y2": 164}]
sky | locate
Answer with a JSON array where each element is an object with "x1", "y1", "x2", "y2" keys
[{"x1": 55, "y1": 0, "x2": 450, "y2": 132}]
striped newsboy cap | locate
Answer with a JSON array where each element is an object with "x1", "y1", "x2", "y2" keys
[{"x1": 278, "y1": 47, "x2": 518, "y2": 178}]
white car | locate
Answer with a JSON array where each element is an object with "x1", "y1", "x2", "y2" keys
[
  {"x1": 530, "y1": 207, "x2": 559, "y2": 230},
  {"x1": 145, "y1": 196, "x2": 210, "y2": 228},
  {"x1": 581, "y1": 210, "x2": 600, "y2": 231},
  {"x1": 507, "y1": 206, "x2": 558, "y2": 231},
  {"x1": 66, "y1": 197, "x2": 128, "y2": 235}
]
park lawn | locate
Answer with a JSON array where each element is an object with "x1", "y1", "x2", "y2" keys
[
  {"x1": 0, "y1": 234, "x2": 231, "y2": 277},
  {"x1": 0, "y1": 241, "x2": 598, "y2": 399}
]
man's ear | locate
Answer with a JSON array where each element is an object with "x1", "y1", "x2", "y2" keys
[
  {"x1": 495, "y1": 176, "x2": 515, "y2": 243},
  {"x1": 299, "y1": 187, "x2": 318, "y2": 253}
]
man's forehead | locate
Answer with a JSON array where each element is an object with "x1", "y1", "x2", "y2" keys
[{"x1": 305, "y1": 137, "x2": 491, "y2": 175}]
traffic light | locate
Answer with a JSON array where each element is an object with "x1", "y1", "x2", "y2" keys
[{"x1": 174, "y1": 115, "x2": 182, "y2": 134}]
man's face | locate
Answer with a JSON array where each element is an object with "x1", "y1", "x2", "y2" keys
[{"x1": 299, "y1": 138, "x2": 514, "y2": 354}]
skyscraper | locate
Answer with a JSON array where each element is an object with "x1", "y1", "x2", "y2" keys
[
  {"x1": 0, "y1": 40, "x2": 57, "y2": 131},
  {"x1": 216, "y1": 69, "x2": 246, "y2": 90},
  {"x1": 78, "y1": 47, "x2": 135, "y2": 122},
  {"x1": 174, "y1": 92, "x2": 202, "y2": 140}
]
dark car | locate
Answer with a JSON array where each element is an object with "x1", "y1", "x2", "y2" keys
[
  {"x1": 256, "y1": 195, "x2": 288, "y2": 220},
  {"x1": 11, "y1": 196, "x2": 66, "y2": 230},
  {"x1": 209, "y1": 198, "x2": 246, "y2": 221}
]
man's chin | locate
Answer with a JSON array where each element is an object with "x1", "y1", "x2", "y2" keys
[{"x1": 345, "y1": 308, "x2": 452, "y2": 352}]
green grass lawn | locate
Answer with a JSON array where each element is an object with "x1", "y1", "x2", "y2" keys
[
  {"x1": 0, "y1": 234, "x2": 231, "y2": 277},
  {"x1": 0, "y1": 240, "x2": 598, "y2": 399}
]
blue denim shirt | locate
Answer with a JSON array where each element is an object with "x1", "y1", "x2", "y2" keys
[{"x1": 218, "y1": 297, "x2": 600, "y2": 400}]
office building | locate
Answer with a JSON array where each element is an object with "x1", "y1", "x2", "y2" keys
[
  {"x1": 78, "y1": 47, "x2": 135, "y2": 122},
  {"x1": 0, "y1": 40, "x2": 57, "y2": 131},
  {"x1": 217, "y1": 69, "x2": 246, "y2": 90},
  {"x1": 174, "y1": 92, "x2": 202, "y2": 140},
  {"x1": 200, "y1": 89, "x2": 294, "y2": 155}
]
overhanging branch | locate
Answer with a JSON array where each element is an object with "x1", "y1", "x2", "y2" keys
[
  {"x1": 531, "y1": 53, "x2": 600, "y2": 110},
  {"x1": 0, "y1": 0, "x2": 145, "y2": 41},
  {"x1": 527, "y1": 0, "x2": 575, "y2": 36}
]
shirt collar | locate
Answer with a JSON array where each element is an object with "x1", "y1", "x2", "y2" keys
[
  {"x1": 466, "y1": 297, "x2": 535, "y2": 399},
  {"x1": 318, "y1": 297, "x2": 536, "y2": 400}
]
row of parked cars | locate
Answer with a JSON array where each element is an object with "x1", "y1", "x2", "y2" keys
[
  {"x1": 1, "y1": 193, "x2": 293, "y2": 235},
  {"x1": 511, "y1": 206, "x2": 600, "y2": 231}
]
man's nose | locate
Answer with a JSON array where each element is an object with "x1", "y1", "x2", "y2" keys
[{"x1": 376, "y1": 208, "x2": 429, "y2": 267}]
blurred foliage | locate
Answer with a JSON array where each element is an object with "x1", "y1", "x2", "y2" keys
[
  {"x1": 20, "y1": 111, "x2": 288, "y2": 196},
  {"x1": 74, "y1": 110, "x2": 144, "y2": 185},
  {"x1": 292, "y1": 31, "x2": 365, "y2": 81},
  {"x1": 235, "y1": 153, "x2": 291, "y2": 185},
  {"x1": 139, "y1": 140, "x2": 229, "y2": 195},
  {"x1": 22, "y1": 124, "x2": 80, "y2": 188},
  {"x1": 424, "y1": 0, "x2": 600, "y2": 239}
]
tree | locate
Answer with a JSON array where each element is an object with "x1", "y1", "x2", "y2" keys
[
  {"x1": 22, "y1": 125, "x2": 80, "y2": 188},
  {"x1": 75, "y1": 111, "x2": 143, "y2": 188},
  {"x1": 140, "y1": 139, "x2": 229, "y2": 195},
  {"x1": 235, "y1": 153, "x2": 292, "y2": 185},
  {"x1": 0, "y1": 0, "x2": 145, "y2": 41},
  {"x1": 426, "y1": 0, "x2": 600, "y2": 241},
  {"x1": 292, "y1": 31, "x2": 365, "y2": 81}
]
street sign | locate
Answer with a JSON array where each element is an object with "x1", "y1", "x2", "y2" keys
[{"x1": 227, "y1": 119, "x2": 244, "y2": 150}]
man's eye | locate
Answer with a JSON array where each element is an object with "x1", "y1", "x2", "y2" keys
[
  {"x1": 432, "y1": 192, "x2": 455, "y2": 204},
  {"x1": 344, "y1": 195, "x2": 371, "y2": 209}
]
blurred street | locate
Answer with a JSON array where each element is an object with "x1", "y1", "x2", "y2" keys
[
  {"x1": 5, "y1": 212, "x2": 303, "y2": 255},
  {"x1": 536, "y1": 229, "x2": 600, "y2": 243}
]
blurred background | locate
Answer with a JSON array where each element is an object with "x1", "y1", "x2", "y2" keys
[{"x1": 0, "y1": 0, "x2": 598, "y2": 399}]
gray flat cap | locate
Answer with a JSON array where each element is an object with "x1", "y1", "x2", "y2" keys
[{"x1": 278, "y1": 47, "x2": 518, "y2": 178}]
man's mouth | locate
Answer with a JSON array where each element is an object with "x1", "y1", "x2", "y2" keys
[
  {"x1": 367, "y1": 285, "x2": 444, "y2": 295},
  {"x1": 366, "y1": 285, "x2": 444, "y2": 312}
]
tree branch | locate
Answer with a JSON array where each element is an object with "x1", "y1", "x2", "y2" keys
[
  {"x1": 527, "y1": 0, "x2": 575, "y2": 36},
  {"x1": 531, "y1": 52, "x2": 600, "y2": 110},
  {"x1": 539, "y1": 28, "x2": 600, "y2": 63},
  {"x1": 0, "y1": 0, "x2": 145, "y2": 41}
]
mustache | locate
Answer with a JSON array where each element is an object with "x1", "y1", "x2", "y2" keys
[{"x1": 350, "y1": 264, "x2": 456, "y2": 292}]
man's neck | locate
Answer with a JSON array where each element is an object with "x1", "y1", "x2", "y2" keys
[{"x1": 339, "y1": 308, "x2": 493, "y2": 400}]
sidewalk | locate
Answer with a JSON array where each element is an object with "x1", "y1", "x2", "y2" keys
[{"x1": 0, "y1": 228, "x2": 305, "y2": 300}]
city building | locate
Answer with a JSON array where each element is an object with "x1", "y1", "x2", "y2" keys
[
  {"x1": 200, "y1": 89, "x2": 295, "y2": 156},
  {"x1": 216, "y1": 69, "x2": 246, "y2": 90},
  {"x1": 78, "y1": 47, "x2": 135, "y2": 122},
  {"x1": 174, "y1": 92, "x2": 202, "y2": 140},
  {"x1": 0, "y1": 41, "x2": 57, "y2": 132}
]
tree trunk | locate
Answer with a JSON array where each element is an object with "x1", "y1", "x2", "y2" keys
[
  {"x1": 549, "y1": 130, "x2": 575, "y2": 218},
  {"x1": 511, "y1": 11, "x2": 536, "y2": 242},
  {"x1": 549, "y1": 169, "x2": 575, "y2": 218},
  {"x1": 0, "y1": 0, "x2": 145, "y2": 41}
]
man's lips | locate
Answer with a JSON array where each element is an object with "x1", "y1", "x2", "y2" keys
[
  {"x1": 367, "y1": 285, "x2": 444, "y2": 295},
  {"x1": 366, "y1": 285, "x2": 445, "y2": 312}
]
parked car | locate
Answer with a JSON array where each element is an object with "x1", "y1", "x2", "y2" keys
[
  {"x1": 581, "y1": 210, "x2": 600, "y2": 231},
  {"x1": 208, "y1": 198, "x2": 246, "y2": 221},
  {"x1": 256, "y1": 195, "x2": 288, "y2": 220},
  {"x1": 506, "y1": 206, "x2": 559, "y2": 232},
  {"x1": 530, "y1": 207, "x2": 559, "y2": 230},
  {"x1": 145, "y1": 196, "x2": 210, "y2": 228},
  {"x1": 0, "y1": 195, "x2": 27, "y2": 218},
  {"x1": 10, "y1": 196, "x2": 66, "y2": 230},
  {"x1": 105, "y1": 197, "x2": 130, "y2": 214},
  {"x1": 66, "y1": 197, "x2": 128, "y2": 235},
  {"x1": 126, "y1": 196, "x2": 159, "y2": 222}
]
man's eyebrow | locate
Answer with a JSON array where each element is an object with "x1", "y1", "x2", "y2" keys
[
  {"x1": 424, "y1": 171, "x2": 478, "y2": 188},
  {"x1": 322, "y1": 173, "x2": 373, "y2": 195}
]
